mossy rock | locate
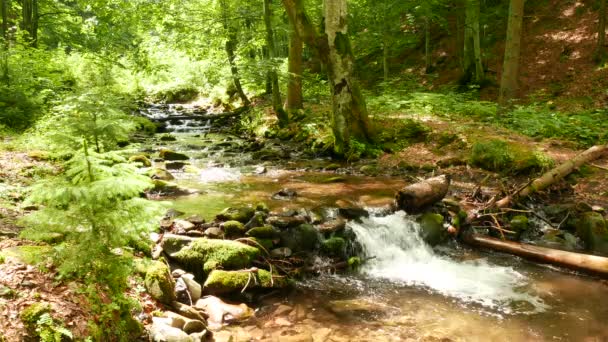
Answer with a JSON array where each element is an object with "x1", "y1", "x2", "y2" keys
[
  {"x1": 148, "y1": 168, "x2": 175, "y2": 181},
  {"x1": 159, "y1": 149, "x2": 190, "y2": 161},
  {"x1": 248, "y1": 237, "x2": 274, "y2": 252},
  {"x1": 159, "y1": 135, "x2": 177, "y2": 142},
  {"x1": 170, "y1": 238, "x2": 260, "y2": 275},
  {"x1": 324, "y1": 163, "x2": 341, "y2": 171},
  {"x1": 216, "y1": 206, "x2": 255, "y2": 223},
  {"x1": 151, "y1": 180, "x2": 194, "y2": 196},
  {"x1": 469, "y1": 139, "x2": 553, "y2": 174},
  {"x1": 20, "y1": 302, "x2": 51, "y2": 325},
  {"x1": 223, "y1": 220, "x2": 246, "y2": 237},
  {"x1": 203, "y1": 269, "x2": 290, "y2": 294},
  {"x1": 3, "y1": 245, "x2": 53, "y2": 266},
  {"x1": 255, "y1": 202, "x2": 270, "y2": 213},
  {"x1": 144, "y1": 261, "x2": 176, "y2": 305},
  {"x1": 129, "y1": 155, "x2": 152, "y2": 167},
  {"x1": 359, "y1": 165, "x2": 378, "y2": 176},
  {"x1": 246, "y1": 225, "x2": 280, "y2": 239},
  {"x1": 279, "y1": 224, "x2": 320, "y2": 253},
  {"x1": 418, "y1": 213, "x2": 447, "y2": 246},
  {"x1": 508, "y1": 215, "x2": 529, "y2": 239},
  {"x1": 321, "y1": 237, "x2": 346, "y2": 258},
  {"x1": 576, "y1": 212, "x2": 608, "y2": 254}
]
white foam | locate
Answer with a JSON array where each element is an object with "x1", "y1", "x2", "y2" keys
[
  {"x1": 349, "y1": 211, "x2": 548, "y2": 314},
  {"x1": 198, "y1": 167, "x2": 241, "y2": 183}
]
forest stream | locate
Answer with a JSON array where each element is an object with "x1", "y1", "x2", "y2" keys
[{"x1": 141, "y1": 105, "x2": 608, "y2": 342}]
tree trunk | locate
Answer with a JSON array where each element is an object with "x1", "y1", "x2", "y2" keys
[
  {"x1": 395, "y1": 175, "x2": 451, "y2": 213},
  {"x1": 285, "y1": 19, "x2": 303, "y2": 111},
  {"x1": 463, "y1": 0, "x2": 483, "y2": 83},
  {"x1": 498, "y1": 0, "x2": 525, "y2": 111},
  {"x1": 225, "y1": 32, "x2": 250, "y2": 107},
  {"x1": 463, "y1": 234, "x2": 608, "y2": 276},
  {"x1": 597, "y1": 0, "x2": 606, "y2": 61},
  {"x1": 382, "y1": 35, "x2": 389, "y2": 81},
  {"x1": 1, "y1": 0, "x2": 8, "y2": 85},
  {"x1": 22, "y1": 0, "x2": 37, "y2": 47},
  {"x1": 455, "y1": 0, "x2": 465, "y2": 70},
  {"x1": 323, "y1": 0, "x2": 374, "y2": 156},
  {"x1": 424, "y1": 16, "x2": 431, "y2": 73},
  {"x1": 263, "y1": 0, "x2": 288, "y2": 127},
  {"x1": 495, "y1": 144, "x2": 608, "y2": 208}
]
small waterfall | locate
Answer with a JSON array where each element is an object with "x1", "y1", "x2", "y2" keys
[{"x1": 349, "y1": 211, "x2": 548, "y2": 314}]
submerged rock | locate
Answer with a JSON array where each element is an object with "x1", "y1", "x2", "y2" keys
[
  {"x1": 203, "y1": 269, "x2": 290, "y2": 294},
  {"x1": 170, "y1": 238, "x2": 260, "y2": 274},
  {"x1": 145, "y1": 261, "x2": 177, "y2": 305}
]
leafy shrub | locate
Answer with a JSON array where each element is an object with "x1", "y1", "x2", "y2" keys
[{"x1": 149, "y1": 84, "x2": 200, "y2": 103}]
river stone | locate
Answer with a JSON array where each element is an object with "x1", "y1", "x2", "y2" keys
[
  {"x1": 203, "y1": 227, "x2": 224, "y2": 239},
  {"x1": 195, "y1": 295, "x2": 254, "y2": 329},
  {"x1": 189, "y1": 331, "x2": 208, "y2": 342},
  {"x1": 222, "y1": 220, "x2": 246, "y2": 237},
  {"x1": 320, "y1": 237, "x2": 346, "y2": 258},
  {"x1": 203, "y1": 269, "x2": 289, "y2": 295},
  {"x1": 418, "y1": 213, "x2": 448, "y2": 246},
  {"x1": 151, "y1": 168, "x2": 175, "y2": 181},
  {"x1": 149, "y1": 320, "x2": 192, "y2": 342},
  {"x1": 270, "y1": 247, "x2": 292, "y2": 258},
  {"x1": 175, "y1": 277, "x2": 190, "y2": 304},
  {"x1": 509, "y1": 215, "x2": 529, "y2": 239},
  {"x1": 216, "y1": 206, "x2": 255, "y2": 223},
  {"x1": 267, "y1": 215, "x2": 307, "y2": 229},
  {"x1": 129, "y1": 154, "x2": 152, "y2": 167},
  {"x1": 246, "y1": 225, "x2": 280, "y2": 239},
  {"x1": 161, "y1": 234, "x2": 197, "y2": 255},
  {"x1": 186, "y1": 215, "x2": 205, "y2": 225},
  {"x1": 279, "y1": 224, "x2": 320, "y2": 253},
  {"x1": 166, "y1": 161, "x2": 187, "y2": 170},
  {"x1": 244, "y1": 211, "x2": 267, "y2": 230},
  {"x1": 316, "y1": 219, "x2": 347, "y2": 234},
  {"x1": 170, "y1": 238, "x2": 260, "y2": 275},
  {"x1": 174, "y1": 219, "x2": 196, "y2": 232},
  {"x1": 182, "y1": 274, "x2": 202, "y2": 302},
  {"x1": 576, "y1": 212, "x2": 608, "y2": 254},
  {"x1": 145, "y1": 261, "x2": 177, "y2": 305},
  {"x1": 160, "y1": 149, "x2": 190, "y2": 161}
]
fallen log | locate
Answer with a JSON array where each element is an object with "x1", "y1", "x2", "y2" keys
[
  {"x1": 463, "y1": 233, "x2": 608, "y2": 276},
  {"x1": 395, "y1": 175, "x2": 450, "y2": 213},
  {"x1": 495, "y1": 144, "x2": 608, "y2": 208}
]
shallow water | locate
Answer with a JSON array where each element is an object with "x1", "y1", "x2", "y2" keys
[{"x1": 149, "y1": 131, "x2": 608, "y2": 341}]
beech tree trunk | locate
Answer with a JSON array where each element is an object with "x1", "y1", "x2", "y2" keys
[
  {"x1": 285, "y1": 19, "x2": 303, "y2": 111},
  {"x1": 463, "y1": 0, "x2": 483, "y2": 83},
  {"x1": 281, "y1": 0, "x2": 375, "y2": 157},
  {"x1": 498, "y1": 0, "x2": 525, "y2": 111},
  {"x1": 495, "y1": 144, "x2": 608, "y2": 208},
  {"x1": 395, "y1": 175, "x2": 451, "y2": 213},
  {"x1": 263, "y1": 0, "x2": 288, "y2": 127},
  {"x1": 597, "y1": 0, "x2": 607, "y2": 61},
  {"x1": 464, "y1": 234, "x2": 608, "y2": 276}
]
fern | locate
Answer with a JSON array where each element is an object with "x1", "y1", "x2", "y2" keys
[{"x1": 35, "y1": 313, "x2": 73, "y2": 342}]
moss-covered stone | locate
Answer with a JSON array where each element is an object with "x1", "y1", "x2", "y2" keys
[
  {"x1": 216, "y1": 206, "x2": 255, "y2": 223},
  {"x1": 418, "y1": 213, "x2": 447, "y2": 246},
  {"x1": 223, "y1": 220, "x2": 246, "y2": 237},
  {"x1": 321, "y1": 237, "x2": 346, "y2": 257},
  {"x1": 203, "y1": 269, "x2": 290, "y2": 294},
  {"x1": 576, "y1": 212, "x2": 608, "y2": 254},
  {"x1": 509, "y1": 215, "x2": 529, "y2": 238},
  {"x1": 279, "y1": 224, "x2": 320, "y2": 253},
  {"x1": 255, "y1": 202, "x2": 270, "y2": 213},
  {"x1": 324, "y1": 163, "x2": 341, "y2": 171},
  {"x1": 144, "y1": 261, "x2": 176, "y2": 305},
  {"x1": 171, "y1": 238, "x2": 260, "y2": 274},
  {"x1": 20, "y1": 302, "x2": 51, "y2": 325},
  {"x1": 129, "y1": 155, "x2": 152, "y2": 167},
  {"x1": 148, "y1": 168, "x2": 175, "y2": 181},
  {"x1": 469, "y1": 139, "x2": 553, "y2": 174},
  {"x1": 159, "y1": 149, "x2": 190, "y2": 161},
  {"x1": 246, "y1": 225, "x2": 279, "y2": 239}
]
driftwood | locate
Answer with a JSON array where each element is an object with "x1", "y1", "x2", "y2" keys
[
  {"x1": 463, "y1": 233, "x2": 608, "y2": 276},
  {"x1": 495, "y1": 144, "x2": 608, "y2": 208},
  {"x1": 395, "y1": 175, "x2": 450, "y2": 213}
]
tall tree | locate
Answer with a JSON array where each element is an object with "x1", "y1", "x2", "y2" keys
[
  {"x1": 263, "y1": 0, "x2": 288, "y2": 126},
  {"x1": 1, "y1": 0, "x2": 8, "y2": 84},
  {"x1": 21, "y1": 0, "x2": 38, "y2": 47},
  {"x1": 498, "y1": 0, "x2": 525, "y2": 110},
  {"x1": 281, "y1": 0, "x2": 375, "y2": 156},
  {"x1": 221, "y1": 0, "x2": 250, "y2": 106},
  {"x1": 285, "y1": 16, "x2": 303, "y2": 111},
  {"x1": 597, "y1": 0, "x2": 606, "y2": 61},
  {"x1": 463, "y1": 0, "x2": 483, "y2": 83}
]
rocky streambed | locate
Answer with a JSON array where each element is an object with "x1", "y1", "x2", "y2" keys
[{"x1": 134, "y1": 104, "x2": 608, "y2": 342}]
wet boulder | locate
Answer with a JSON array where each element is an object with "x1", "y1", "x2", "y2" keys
[
  {"x1": 320, "y1": 237, "x2": 347, "y2": 258},
  {"x1": 145, "y1": 261, "x2": 177, "y2": 305},
  {"x1": 509, "y1": 215, "x2": 529, "y2": 239},
  {"x1": 246, "y1": 225, "x2": 280, "y2": 239},
  {"x1": 279, "y1": 224, "x2": 320, "y2": 253},
  {"x1": 195, "y1": 296, "x2": 254, "y2": 329},
  {"x1": 129, "y1": 154, "x2": 152, "y2": 167},
  {"x1": 170, "y1": 238, "x2": 260, "y2": 275},
  {"x1": 203, "y1": 269, "x2": 290, "y2": 295},
  {"x1": 150, "y1": 168, "x2": 175, "y2": 181},
  {"x1": 266, "y1": 215, "x2": 307, "y2": 229},
  {"x1": 216, "y1": 206, "x2": 255, "y2": 223},
  {"x1": 576, "y1": 212, "x2": 608, "y2": 254},
  {"x1": 418, "y1": 213, "x2": 448, "y2": 246},
  {"x1": 159, "y1": 149, "x2": 190, "y2": 161}
]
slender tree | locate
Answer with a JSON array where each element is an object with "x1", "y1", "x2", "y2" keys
[
  {"x1": 221, "y1": 0, "x2": 250, "y2": 106},
  {"x1": 21, "y1": 0, "x2": 38, "y2": 47},
  {"x1": 597, "y1": 0, "x2": 606, "y2": 61},
  {"x1": 498, "y1": 0, "x2": 525, "y2": 111},
  {"x1": 463, "y1": 0, "x2": 483, "y2": 83},
  {"x1": 263, "y1": 0, "x2": 288, "y2": 126},
  {"x1": 1, "y1": 0, "x2": 8, "y2": 84},
  {"x1": 285, "y1": 16, "x2": 303, "y2": 111},
  {"x1": 281, "y1": 0, "x2": 375, "y2": 157}
]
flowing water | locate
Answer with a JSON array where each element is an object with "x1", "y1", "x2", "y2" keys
[{"x1": 141, "y1": 108, "x2": 608, "y2": 341}]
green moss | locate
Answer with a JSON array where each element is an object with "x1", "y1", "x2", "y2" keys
[
  {"x1": 223, "y1": 220, "x2": 246, "y2": 237},
  {"x1": 321, "y1": 237, "x2": 346, "y2": 257},
  {"x1": 148, "y1": 168, "x2": 174, "y2": 181},
  {"x1": 4, "y1": 245, "x2": 53, "y2": 266},
  {"x1": 216, "y1": 206, "x2": 255, "y2": 223},
  {"x1": 159, "y1": 149, "x2": 189, "y2": 161},
  {"x1": 280, "y1": 224, "x2": 320, "y2": 253},
  {"x1": 128, "y1": 155, "x2": 152, "y2": 167},
  {"x1": 248, "y1": 237, "x2": 273, "y2": 251},
  {"x1": 418, "y1": 213, "x2": 447, "y2": 246},
  {"x1": 20, "y1": 302, "x2": 51, "y2": 325},
  {"x1": 334, "y1": 32, "x2": 353, "y2": 57},
  {"x1": 469, "y1": 139, "x2": 553, "y2": 174},
  {"x1": 510, "y1": 216, "x2": 529, "y2": 232},
  {"x1": 576, "y1": 212, "x2": 608, "y2": 254},
  {"x1": 0, "y1": 253, "x2": 4, "y2": 264},
  {"x1": 144, "y1": 261, "x2": 176, "y2": 305},
  {"x1": 171, "y1": 238, "x2": 260, "y2": 274},
  {"x1": 246, "y1": 225, "x2": 279, "y2": 239},
  {"x1": 255, "y1": 202, "x2": 270, "y2": 213},
  {"x1": 203, "y1": 269, "x2": 290, "y2": 294}
]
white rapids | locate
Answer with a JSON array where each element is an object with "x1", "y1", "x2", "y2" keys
[{"x1": 348, "y1": 211, "x2": 548, "y2": 314}]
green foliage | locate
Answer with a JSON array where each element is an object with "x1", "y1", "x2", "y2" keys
[
  {"x1": 35, "y1": 313, "x2": 73, "y2": 342},
  {"x1": 346, "y1": 139, "x2": 383, "y2": 161},
  {"x1": 470, "y1": 139, "x2": 553, "y2": 174}
]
